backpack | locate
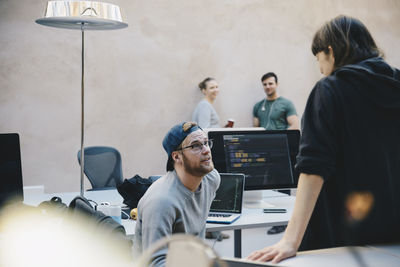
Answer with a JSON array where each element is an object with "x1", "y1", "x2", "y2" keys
[
  {"x1": 117, "y1": 174, "x2": 161, "y2": 209},
  {"x1": 39, "y1": 195, "x2": 132, "y2": 251}
]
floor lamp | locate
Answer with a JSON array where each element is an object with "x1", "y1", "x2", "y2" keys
[{"x1": 36, "y1": 1, "x2": 127, "y2": 197}]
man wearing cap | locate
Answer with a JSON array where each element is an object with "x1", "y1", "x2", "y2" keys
[{"x1": 134, "y1": 122, "x2": 220, "y2": 266}]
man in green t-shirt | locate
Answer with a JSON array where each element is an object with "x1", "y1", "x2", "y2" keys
[
  {"x1": 253, "y1": 72, "x2": 300, "y2": 235},
  {"x1": 253, "y1": 72, "x2": 299, "y2": 130}
]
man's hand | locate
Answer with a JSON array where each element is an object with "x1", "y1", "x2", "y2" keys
[
  {"x1": 246, "y1": 239, "x2": 297, "y2": 263},
  {"x1": 253, "y1": 117, "x2": 260, "y2": 127}
]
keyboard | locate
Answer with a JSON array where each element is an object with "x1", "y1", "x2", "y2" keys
[
  {"x1": 207, "y1": 213, "x2": 241, "y2": 224},
  {"x1": 208, "y1": 213, "x2": 231, "y2": 217}
]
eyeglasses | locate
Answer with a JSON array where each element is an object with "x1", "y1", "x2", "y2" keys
[{"x1": 177, "y1": 140, "x2": 213, "y2": 153}]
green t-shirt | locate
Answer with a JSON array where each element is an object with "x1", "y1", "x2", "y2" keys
[{"x1": 253, "y1": 97, "x2": 297, "y2": 130}]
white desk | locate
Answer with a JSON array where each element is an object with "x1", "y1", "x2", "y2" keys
[
  {"x1": 221, "y1": 244, "x2": 400, "y2": 266},
  {"x1": 207, "y1": 192, "x2": 295, "y2": 258},
  {"x1": 23, "y1": 189, "x2": 124, "y2": 207},
  {"x1": 22, "y1": 189, "x2": 400, "y2": 266},
  {"x1": 24, "y1": 189, "x2": 294, "y2": 258},
  {"x1": 280, "y1": 245, "x2": 400, "y2": 266},
  {"x1": 23, "y1": 189, "x2": 136, "y2": 235}
]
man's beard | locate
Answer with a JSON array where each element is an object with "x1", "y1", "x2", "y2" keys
[
  {"x1": 267, "y1": 90, "x2": 276, "y2": 97},
  {"x1": 182, "y1": 153, "x2": 214, "y2": 177}
]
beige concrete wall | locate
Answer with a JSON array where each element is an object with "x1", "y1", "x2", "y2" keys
[{"x1": 1, "y1": 0, "x2": 400, "y2": 193}]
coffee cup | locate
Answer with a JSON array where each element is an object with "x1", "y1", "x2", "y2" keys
[
  {"x1": 97, "y1": 202, "x2": 121, "y2": 224},
  {"x1": 225, "y1": 119, "x2": 235, "y2": 128}
]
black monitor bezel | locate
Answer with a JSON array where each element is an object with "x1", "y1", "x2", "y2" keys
[
  {"x1": 208, "y1": 129, "x2": 300, "y2": 191},
  {"x1": 0, "y1": 133, "x2": 24, "y2": 207}
]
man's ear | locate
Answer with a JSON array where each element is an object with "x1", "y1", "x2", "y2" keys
[{"x1": 172, "y1": 151, "x2": 182, "y2": 164}]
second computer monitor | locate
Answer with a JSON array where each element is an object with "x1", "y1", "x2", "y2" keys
[
  {"x1": 0, "y1": 133, "x2": 24, "y2": 208},
  {"x1": 208, "y1": 129, "x2": 300, "y2": 190}
]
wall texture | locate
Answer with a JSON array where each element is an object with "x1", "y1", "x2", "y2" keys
[{"x1": 1, "y1": 0, "x2": 400, "y2": 193}]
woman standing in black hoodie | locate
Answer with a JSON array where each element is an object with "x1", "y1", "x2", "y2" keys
[{"x1": 248, "y1": 15, "x2": 400, "y2": 263}]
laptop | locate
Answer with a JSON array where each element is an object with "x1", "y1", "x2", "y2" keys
[
  {"x1": 0, "y1": 133, "x2": 24, "y2": 208},
  {"x1": 207, "y1": 173, "x2": 245, "y2": 224}
]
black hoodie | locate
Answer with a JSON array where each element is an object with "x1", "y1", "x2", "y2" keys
[{"x1": 296, "y1": 57, "x2": 400, "y2": 250}]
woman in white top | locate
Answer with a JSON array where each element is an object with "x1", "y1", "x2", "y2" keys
[
  {"x1": 192, "y1": 77, "x2": 220, "y2": 129},
  {"x1": 191, "y1": 77, "x2": 229, "y2": 240}
]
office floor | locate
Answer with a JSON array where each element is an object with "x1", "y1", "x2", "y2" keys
[{"x1": 204, "y1": 226, "x2": 284, "y2": 258}]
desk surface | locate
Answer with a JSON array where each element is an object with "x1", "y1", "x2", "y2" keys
[
  {"x1": 207, "y1": 194, "x2": 294, "y2": 231},
  {"x1": 24, "y1": 189, "x2": 294, "y2": 237},
  {"x1": 24, "y1": 189, "x2": 400, "y2": 265},
  {"x1": 220, "y1": 245, "x2": 400, "y2": 266},
  {"x1": 23, "y1": 189, "x2": 124, "y2": 207},
  {"x1": 280, "y1": 245, "x2": 400, "y2": 267}
]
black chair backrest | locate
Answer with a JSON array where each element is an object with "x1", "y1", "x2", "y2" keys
[{"x1": 77, "y1": 146, "x2": 123, "y2": 190}]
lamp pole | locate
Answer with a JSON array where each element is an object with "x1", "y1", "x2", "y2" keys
[
  {"x1": 80, "y1": 24, "x2": 85, "y2": 197},
  {"x1": 35, "y1": 1, "x2": 127, "y2": 196}
]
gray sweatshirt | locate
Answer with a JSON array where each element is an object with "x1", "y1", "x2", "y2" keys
[
  {"x1": 192, "y1": 100, "x2": 220, "y2": 128},
  {"x1": 134, "y1": 169, "x2": 220, "y2": 266}
]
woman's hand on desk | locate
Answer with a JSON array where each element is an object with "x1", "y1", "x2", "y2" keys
[
  {"x1": 246, "y1": 239, "x2": 297, "y2": 263},
  {"x1": 247, "y1": 174, "x2": 324, "y2": 263}
]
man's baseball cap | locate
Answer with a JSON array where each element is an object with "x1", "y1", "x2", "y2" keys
[{"x1": 162, "y1": 122, "x2": 202, "y2": 171}]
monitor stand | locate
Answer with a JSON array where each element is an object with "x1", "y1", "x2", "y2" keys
[{"x1": 243, "y1": 190, "x2": 275, "y2": 209}]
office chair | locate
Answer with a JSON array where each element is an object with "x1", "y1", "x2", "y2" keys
[{"x1": 77, "y1": 146, "x2": 124, "y2": 190}]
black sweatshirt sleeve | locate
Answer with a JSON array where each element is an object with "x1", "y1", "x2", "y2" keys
[{"x1": 295, "y1": 79, "x2": 340, "y2": 181}]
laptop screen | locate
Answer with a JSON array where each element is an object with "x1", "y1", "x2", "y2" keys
[
  {"x1": 210, "y1": 173, "x2": 244, "y2": 214},
  {"x1": 0, "y1": 133, "x2": 24, "y2": 207}
]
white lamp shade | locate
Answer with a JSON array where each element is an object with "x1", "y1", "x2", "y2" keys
[{"x1": 35, "y1": 1, "x2": 128, "y2": 30}]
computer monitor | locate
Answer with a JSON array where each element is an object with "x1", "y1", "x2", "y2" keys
[
  {"x1": 208, "y1": 129, "x2": 300, "y2": 208},
  {"x1": 0, "y1": 133, "x2": 24, "y2": 208}
]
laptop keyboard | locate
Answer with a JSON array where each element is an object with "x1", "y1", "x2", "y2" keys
[
  {"x1": 207, "y1": 213, "x2": 241, "y2": 224},
  {"x1": 208, "y1": 213, "x2": 231, "y2": 217}
]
